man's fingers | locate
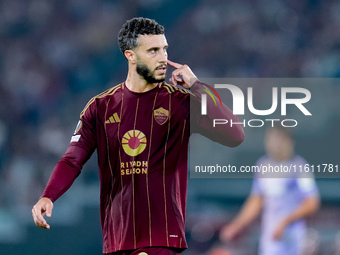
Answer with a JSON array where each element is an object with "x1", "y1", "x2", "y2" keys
[
  {"x1": 32, "y1": 207, "x2": 46, "y2": 228},
  {"x1": 32, "y1": 201, "x2": 52, "y2": 229},
  {"x1": 167, "y1": 61, "x2": 197, "y2": 89},
  {"x1": 45, "y1": 203, "x2": 53, "y2": 217},
  {"x1": 172, "y1": 74, "x2": 183, "y2": 86},
  {"x1": 35, "y1": 213, "x2": 50, "y2": 229},
  {"x1": 167, "y1": 60, "x2": 182, "y2": 69},
  {"x1": 170, "y1": 68, "x2": 185, "y2": 85},
  {"x1": 171, "y1": 72, "x2": 177, "y2": 86},
  {"x1": 32, "y1": 209, "x2": 39, "y2": 225},
  {"x1": 44, "y1": 223, "x2": 51, "y2": 229}
]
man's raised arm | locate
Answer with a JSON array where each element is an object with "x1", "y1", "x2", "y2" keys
[{"x1": 167, "y1": 60, "x2": 245, "y2": 147}]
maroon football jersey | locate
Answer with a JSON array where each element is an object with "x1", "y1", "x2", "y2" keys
[{"x1": 42, "y1": 81, "x2": 244, "y2": 253}]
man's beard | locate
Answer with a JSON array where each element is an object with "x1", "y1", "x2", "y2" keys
[{"x1": 136, "y1": 58, "x2": 166, "y2": 84}]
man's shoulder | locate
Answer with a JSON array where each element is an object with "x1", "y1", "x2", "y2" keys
[
  {"x1": 290, "y1": 155, "x2": 308, "y2": 164},
  {"x1": 80, "y1": 83, "x2": 123, "y2": 118},
  {"x1": 255, "y1": 155, "x2": 270, "y2": 165},
  {"x1": 160, "y1": 82, "x2": 192, "y2": 98},
  {"x1": 95, "y1": 83, "x2": 123, "y2": 101}
]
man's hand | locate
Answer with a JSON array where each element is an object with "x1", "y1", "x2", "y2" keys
[
  {"x1": 167, "y1": 60, "x2": 198, "y2": 89},
  {"x1": 219, "y1": 222, "x2": 241, "y2": 242},
  {"x1": 273, "y1": 220, "x2": 288, "y2": 240},
  {"x1": 32, "y1": 197, "x2": 53, "y2": 229}
]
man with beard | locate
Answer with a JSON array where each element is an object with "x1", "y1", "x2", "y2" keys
[{"x1": 32, "y1": 17, "x2": 245, "y2": 255}]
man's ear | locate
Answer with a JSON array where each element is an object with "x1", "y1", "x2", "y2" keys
[{"x1": 124, "y1": 50, "x2": 136, "y2": 64}]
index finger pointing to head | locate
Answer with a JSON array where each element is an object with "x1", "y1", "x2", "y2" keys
[{"x1": 167, "y1": 60, "x2": 182, "y2": 69}]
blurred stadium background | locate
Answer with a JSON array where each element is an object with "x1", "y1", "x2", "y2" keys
[{"x1": 0, "y1": 0, "x2": 340, "y2": 254}]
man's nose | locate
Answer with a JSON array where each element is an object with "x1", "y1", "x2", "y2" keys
[{"x1": 159, "y1": 49, "x2": 168, "y2": 62}]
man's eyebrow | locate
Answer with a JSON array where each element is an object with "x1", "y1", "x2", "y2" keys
[
  {"x1": 147, "y1": 45, "x2": 168, "y2": 51},
  {"x1": 147, "y1": 47, "x2": 159, "y2": 51}
]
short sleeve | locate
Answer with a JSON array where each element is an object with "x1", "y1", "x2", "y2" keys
[
  {"x1": 294, "y1": 156, "x2": 319, "y2": 198},
  {"x1": 251, "y1": 178, "x2": 262, "y2": 196},
  {"x1": 296, "y1": 176, "x2": 319, "y2": 198}
]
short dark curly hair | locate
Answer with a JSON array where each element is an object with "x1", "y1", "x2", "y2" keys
[{"x1": 118, "y1": 17, "x2": 164, "y2": 54}]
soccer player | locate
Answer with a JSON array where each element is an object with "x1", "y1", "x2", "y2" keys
[
  {"x1": 32, "y1": 17, "x2": 245, "y2": 255},
  {"x1": 220, "y1": 126, "x2": 319, "y2": 255}
]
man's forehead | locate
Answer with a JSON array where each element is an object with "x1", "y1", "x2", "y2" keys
[{"x1": 137, "y1": 34, "x2": 168, "y2": 48}]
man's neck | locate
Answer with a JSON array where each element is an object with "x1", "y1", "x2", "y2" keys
[
  {"x1": 271, "y1": 150, "x2": 294, "y2": 162},
  {"x1": 125, "y1": 71, "x2": 158, "y2": 93}
]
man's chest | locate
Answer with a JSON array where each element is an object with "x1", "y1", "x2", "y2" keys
[{"x1": 98, "y1": 93, "x2": 187, "y2": 148}]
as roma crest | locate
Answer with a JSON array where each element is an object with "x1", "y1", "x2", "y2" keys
[{"x1": 153, "y1": 107, "x2": 169, "y2": 125}]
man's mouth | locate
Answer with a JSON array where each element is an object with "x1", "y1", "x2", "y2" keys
[{"x1": 156, "y1": 65, "x2": 167, "y2": 74}]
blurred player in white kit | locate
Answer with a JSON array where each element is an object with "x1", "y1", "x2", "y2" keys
[{"x1": 220, "y1": 126, "x2": 320, "y2": 255}]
